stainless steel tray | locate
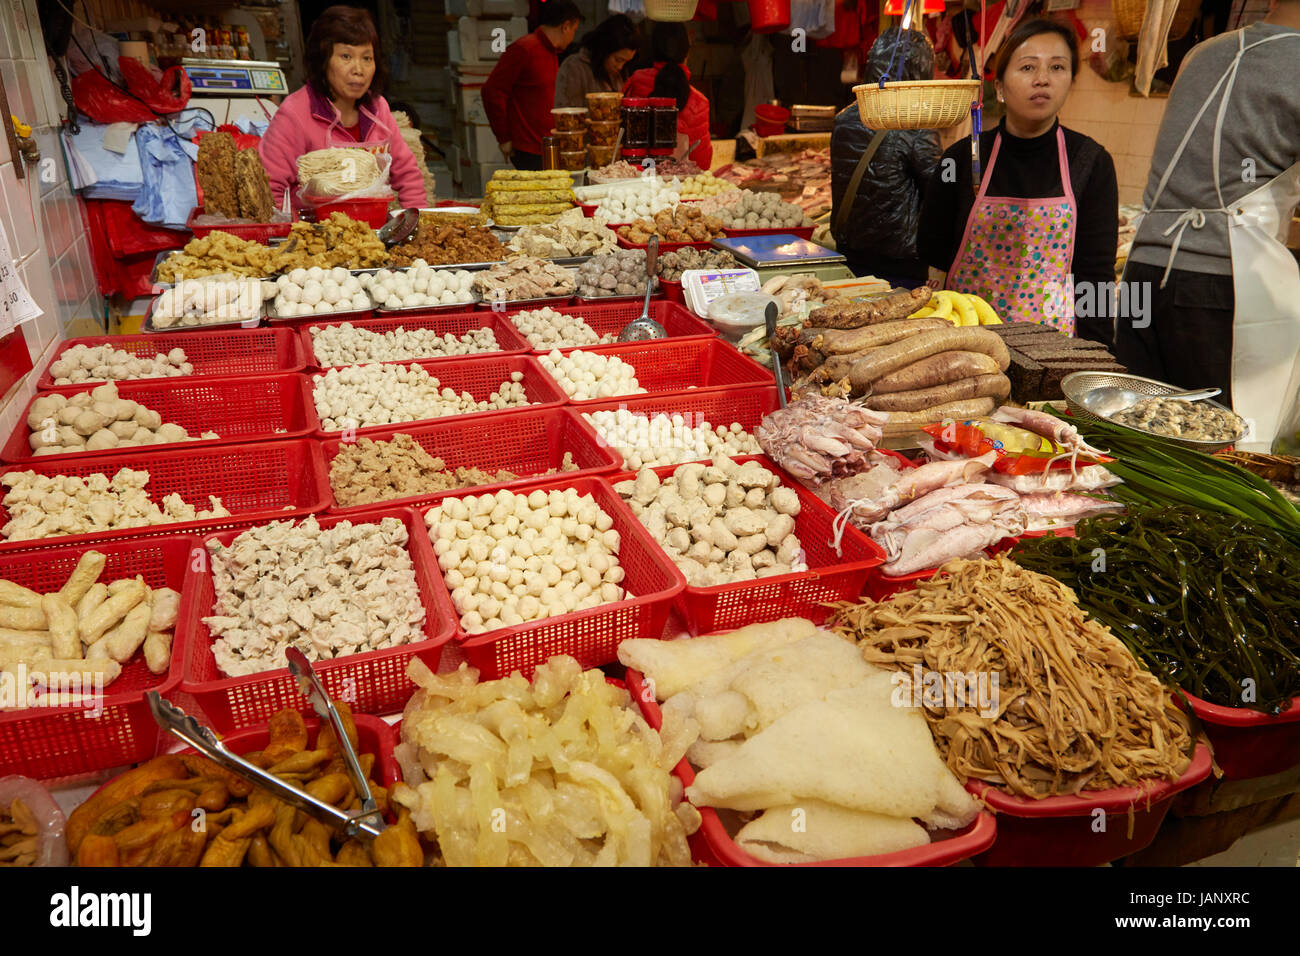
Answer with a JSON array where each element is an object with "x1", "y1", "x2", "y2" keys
[
  {"x1": 265, "y1": 301, "x2": 375, "y2": 323},
  {"x1": 374, "y1": 297, "x2": 482, "y2": 313},
  {"x1": 474, "y1": 294, "x2": 575, "y2": 310},
  {"x1": 142, "y1": 294, "x2": 264, "y2": 333},
  {"x1": 1061, "y1": 371, "x2": 1249, "y2": 452}
]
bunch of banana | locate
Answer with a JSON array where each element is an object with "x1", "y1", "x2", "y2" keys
[{"x1": 909, "y1": 290, "x2": 1002, "y2": 326}]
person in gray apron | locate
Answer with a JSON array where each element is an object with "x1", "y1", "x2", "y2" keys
[{"x1": 1115, "y1": 11, "x2": 1300, "y2": 450}]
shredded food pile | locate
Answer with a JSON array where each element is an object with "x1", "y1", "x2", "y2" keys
[{"x1": 828, "y1": 554, "x2": 1193, "y2": 799}]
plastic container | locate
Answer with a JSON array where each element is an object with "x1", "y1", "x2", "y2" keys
[
  {"x1": 753, "y1": 121, "x2": 787, "y2": 137},
  {"x1": 298, "y1": 312, "x2": 532, "y2": 370},
  {"x1": 650, "y1": 97, "x2": 678, "y2": 152},
  {"x1": 500, "y1": 300, "x2": 716, "y2": 352},
  {"x1": 749, "y1": 0, "x2": 792, "y2": 33},
  {"x1": 586, "y1": 120, "x2": 621, "y2": 147},
  {"x1": 552, "y1": 337, "x2": 773, "y2": 405},
  {"x1": 660, "y1": 277, "x2": 684, "y2": 303},
  {"x1": 551, "y1": 107, "x2": 588, "y2": 132},
  {"x1": 585, "y1": 92, "x2": 623, "y2": 122},
  {"x1": 722, "y1": 225, "x2": 816, "y2": 240},
  {"x1": 622, "y1": 98, "x2": 652, "y2": 151},
  {"x1": 969, "y1": 744, "x2": 1213, "y2": 867},
  {"x1": 755, "y1": 103, "x2": 791, "y2": 124},
  {"x1": 617, "y1": 456, "x2": 885, "y2": 634},
  {"x1": 3, "y1": 374, "x2": 317, "y2": 465},
  {"x1": 310, "y1": 354, "x2": 569, "y2": 439},
  {"x1": 625, "y1": 669, "x2": 998, "y2": 866},
  {"x1": 0, "y1": 533, "x2": 194, "y2": 779},
  {"x1": 559, "y1": 150, "x2": 587, "y2": 171},
  {"x1": 37, "y1": 328, "x2": 307, "y2": 390},
  {"x1": 305, "y1": 196, "x2": 393, "y2": 229},
  {"x1": 320, "y1": 406, "x2": 623, "y2": 515},
  {"x1": 419, "y1": 477, "x2": 684, "y2": 680},
  {"x1": 179, "y1": 507, "x2": 454, "y2": 733},
  {"x1": 1180, "y1": 692, "x2": 1300, "y2": 779},
  {"x1": 550, "y1": 129, "x2": 585, "y2": 152},
  {"x1": 0, "y1": 439, "x2": 331, "y2": 555},
  {"x1": 185, "y1": 206, "x2": 291, "y2": 241}
]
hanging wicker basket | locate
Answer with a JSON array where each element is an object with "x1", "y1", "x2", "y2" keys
[
  {"x1": 644, "y1": 0, "x2": 699, "y2": 21},
  {"x1": 854, "y1": 79, "x2": 980, "y2": 131},
  {"x1": 1114, "y1": 0, "x2": 1202, "y2": 43}
]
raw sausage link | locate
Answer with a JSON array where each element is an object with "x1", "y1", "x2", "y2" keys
[
  {"x1": 802, "y1": 316, "x2": 950, "y2": 354},
  {"x1": 868, "y1": 350, "x2": 1003, "y2": 394},
  {"x1": 861, "y1": 373, "x2": 1011, "y2": 412},
  {"x1": 847, "y1": 328, "x2": 1011, "y2": 393}
]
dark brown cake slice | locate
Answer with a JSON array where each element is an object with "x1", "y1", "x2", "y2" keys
[
  {"x1": 196, "y1": 132, "x2": 239, "y2": 218},
  {"x1": 235, "y1": 148, "x2": 275, "y2": 221}
]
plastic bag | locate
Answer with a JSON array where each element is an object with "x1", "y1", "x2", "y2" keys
[
  {"x1": 71, "y1": 57, "x2": 192, "y2": 124},
  {"x1": 298, "y1": 148, "x2": 395, "y2": 205},
  {"x1": 118, "y1": 57, "x2": 192, "y2": 114},
  {"x1": 0, "y1": 776, "x2": 68, "y2": 867},
  {"x1": 708, "y1": 291, "x2": 780, "y2": 328},
  {"x1": 921, "y1": 419, "x2": 1111, "y2": 474}
]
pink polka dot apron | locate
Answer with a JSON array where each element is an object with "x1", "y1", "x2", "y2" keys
[{"x1": 947, "y1": 127, "x2": 1078, "y2": 333}]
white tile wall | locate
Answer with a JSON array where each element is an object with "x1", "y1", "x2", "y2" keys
[
  {"x1": 1060, "y1": 0, "x2": 1172, "y2": 205},
  {"x1": 0, "y1": 0, "x2": 103, "y2": 417}
]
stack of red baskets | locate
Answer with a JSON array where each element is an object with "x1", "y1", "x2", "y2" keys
[{"x1": 754, "y1": 103, "x2": 790, "y2": 137}]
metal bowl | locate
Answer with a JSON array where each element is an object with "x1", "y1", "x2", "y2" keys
[{"x1": 1062, "y1": 371, "x2": 1247, "y2": 452}]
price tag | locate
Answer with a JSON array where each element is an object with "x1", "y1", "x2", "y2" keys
[{"x1": 0, "y1": 220, "x2": 43, "y2": 332}]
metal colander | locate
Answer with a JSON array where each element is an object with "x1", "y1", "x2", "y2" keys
[{"x1": 1061, "y1": 371, "x2": 1247, "y2": 452}]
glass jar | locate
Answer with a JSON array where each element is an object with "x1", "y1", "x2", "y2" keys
[
  {"x1": 649, "y1": 97, "x2": 678, "y2": 152},
  {"x1": 622, "y1": 98, "x2": 652, "y2": 152}
]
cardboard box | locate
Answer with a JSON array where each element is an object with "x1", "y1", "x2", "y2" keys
[
  {"x1": 447, "y1": 17, "x2": 526, "y2": 64},
  {"x1": 451, "y1": 76, "x2": 489, "y2": 125},
  {"x1": 462, "y1": 122, "x2": 505, "y2": 164}
]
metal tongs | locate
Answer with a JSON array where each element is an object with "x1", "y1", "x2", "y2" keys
[{"x1": 146, "y1": 650, "x2": 387, "y2": 840}]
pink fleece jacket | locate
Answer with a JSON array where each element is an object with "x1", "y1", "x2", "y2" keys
[{"x1": 258, "y1": 85, "x2": 429, "y2": 209}]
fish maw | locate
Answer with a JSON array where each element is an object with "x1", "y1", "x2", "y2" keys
[
  {"x1": 737, "y1": 800, "x2": 929, "y2": 863},
  {"x1": 687, "y1": 739, "x2": 744, "y2": 769},
  {"x1": 693, "y1": 690, "x2": 751, "y2": 741},
  {"x1": 685, "y1": 674, "x2": 953, "y2": 818},
  {"x1": 617, "y1": 617, "x2": 818, "y2": 699},
  {"x1": 729, "y1": 632, "x2": 881, "y2": 732}
]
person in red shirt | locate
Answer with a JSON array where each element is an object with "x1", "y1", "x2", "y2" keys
[
  {"x1": 483, "y1": 0, "x2": 583, "y2": 171},
  {"x1": 623, "y1": 23, "x2": 712, "y2": 170}
]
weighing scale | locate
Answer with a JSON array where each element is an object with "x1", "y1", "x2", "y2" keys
[
  {"x1": 709, "y1": 234, "x2": 854, "y2": 284},
  {"x1": 182, "y1": 58, "x2": 286, "y2": 127}
]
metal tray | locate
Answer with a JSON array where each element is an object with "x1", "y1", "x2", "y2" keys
[
  {"x1": 142, "y1": 294, "x2": 264, "y2": 333},
  {"x1": 374, "y1": 296, "x2": 481, "y2": 313},
  {"x1": 149, "y1": 250, "x2": 273, "y2": 290},
  {"x1": 475, "y1": 294, "x2": 575, "y2": 310},
  {"x1": 265, "y1": 301, "x2": 375, "y2": 323},
  {"x1": 386, "y1": 258, "x2": 504, "y2": 271},
  {"x1": 1061, "y1": 371, "x2": 1249, "y2": 452}
]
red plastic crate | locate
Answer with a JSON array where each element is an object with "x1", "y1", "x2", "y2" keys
[
  {"x1": 307, "y1": 196, "x2": 392, "y2": 228},
  {"x1": 185, "y1": 206, "x2": 292, "y2": 241},
  {"x1": 495, "y1": 300, "x2": 716, "y2": 352},
  {"x1": 613, "y1": 455, "x2": 885, "y2": 634},
  {"x1": 1180, "y1": 692, "x2": 1300, "y2": 780},
  {"x1": 625, "y1": 669, "x2": 997, "y2": 866},
  {"x1": 616, "y1": 235, "x2": 714, "y2": 253},
  {"x1": 721, "y1": 226, "x2": 815, "y2": 239},
  {"x1": 2, "y1": 374, "x2": 318, "y2": 465},
  {"x1": 968, "y1": 744, "x2": 1212, "y2": 867},
  {"x1": 416, "y1": 477, "x2": 684, "y2": 680},
  {"x1": 0, "y1": 439, "x2": 330, "y2": 554},
  {"x1": 310, "y1": 354, "x2": 569, "y2": 439},
  {"x1": 37, "y1": 328, "x2": 307, "y2": 390},
  {"x1": 321, "y1": 406, "x2": 622, "y2": 515},
  {"x1": 179, "y1": 507, "x2": 454, "y2": 733},
  {"x1": 299, "y1": 312, "x2": 534, "y2": 370},
  {"x1": 547, "y1": 338, "x2": 772, "y2": 405},
  {"x1": 0, "y1": 534, "x2": 196, "y2": 779},
  {"x1": 578, "y1": 387, "x2": 780, "y2": 469}
]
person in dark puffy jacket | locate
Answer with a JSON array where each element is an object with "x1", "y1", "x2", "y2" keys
[{"x1": 830, "y1": 28, "x2": 941, "y2": 286}]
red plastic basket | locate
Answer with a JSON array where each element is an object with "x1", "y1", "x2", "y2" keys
[
  {"x1": 306, "y1": 196, "x2": 393, "y2": 228},
  {"x1": 625, "y1": 669, "x2": 997, "y2": 866},
  {"x1": 310, "y1": 354, "x2": 569, "y2": 439},
  {"x1": 659, "y1": 278, "x2": 685, "y2": 303},
  {"x1": 616, "y1": 235, "x2": 715, "y2": 253},
  {"x1": 0, "y1": 439, "x2": 330, "y2": 554},
  {"x1": 179, "y1": 507, "x2": 454, "y2": 733},
  {"x1": 614, "y1": 455, "x2": 885, "y2": 634},
  {"x1": 968, "y1": 744, "x2": 1212, "y2": 867},
  {"x1": 1179, "y1": 692, "x2": 1300, "y2": 780},
  {"x1": 185, "y1": 206, "x2": 292, "y2": 241},
  {"x1": 722, "y1": 226, "x2": 815, "y2": 239},
  {"x1": 578, "y1": 386, "x2": 780, "y2": 469},
  {"x1": 298, "y1": 311, "x2": 533, "y2": 370},
  {"x1": 321, "y1": 406, "x2": 623, "y2": 515},
  {"x1": 0, "y1": 534, "x2": 195, "y2": 779},
  {"x1": 37, "y1": 329, "x2": 307, "y2": 390},
  {"x1": 2, "y1": 374, "x2": 318, "y2": 465},
  {"x1": 497, "y1": 300, "x2": 716, "y2": 352},
  {"x1": 417, "y1": 477, "x2": 684, "y2": 680},
  {"x1": 547, "y1": 338, "x2": 772, "y2": 405}
]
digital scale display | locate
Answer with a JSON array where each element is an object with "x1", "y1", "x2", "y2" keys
[{"x1": 183, "y1": 59, "x2": 286, "y2": 96}]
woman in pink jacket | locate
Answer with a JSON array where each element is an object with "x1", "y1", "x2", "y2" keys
[{"x1": 259, "y1": 5, "x2": 428, "y2": 210}]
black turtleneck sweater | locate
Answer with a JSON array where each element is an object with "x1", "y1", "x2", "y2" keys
[{"x1": 917, "y1": 119, "x2": 1119, "y2": 339}]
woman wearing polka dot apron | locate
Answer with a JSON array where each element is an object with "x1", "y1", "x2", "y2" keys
[{"x1": 918, "y1": 19, "x2": 1119, "y2": 341}]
